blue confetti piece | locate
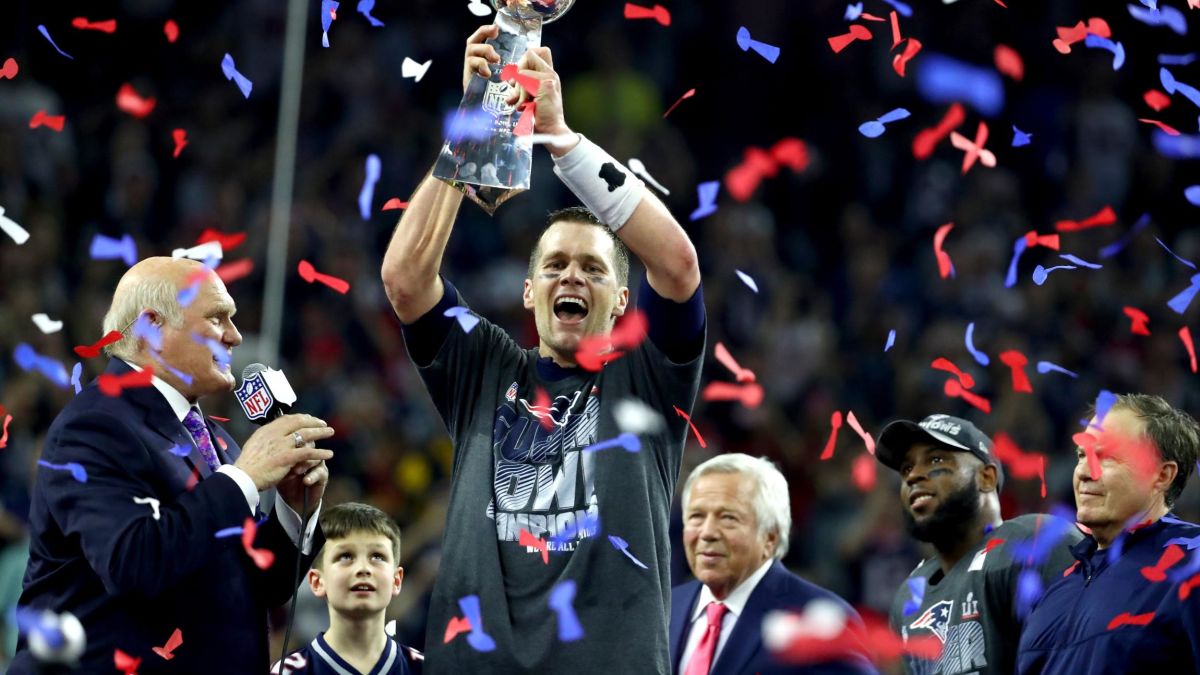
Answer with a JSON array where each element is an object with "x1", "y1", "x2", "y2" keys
[
  {"x1": 1159, "y1": 53, "x2": 1197, "y2": 66},
  {"x1": 192, "y1": 335, "x2": 230, "y2": 365},
  {"x1": 357, "y1": 0, "x2": 385, "y2": 26},
  {"x1": 884, "y1": 329, "x2": 896, "y2": 352},
  {"x1": 1037, "y1": 361, "x2": 1079, "y2": 378},
  {"x1": 915, "y1": 53, "x2": 1005, "y2": 117},
  {"x1": 965, "y1": 322, "x2": 989, "y2": 366},
  {"x1": 215, "y1": 525, "x2": 244, "y2": 538},
  {"x1": 458, "y1": 595, "x2": 496, "y2": 652},
  {"x1": 1015, "y1": 568, "x2": 1043, "y2": 619},
  {"x1": 902, "y1": 577, "x2": 926, "y2": 616},
  {"x1": 859, "y1": 108, "x2": 910, "y2": 138},
  {"x1": 37, "y1": 25, "x2": 74, "y2": 60},
  {"x1": 1099, "y1": 213, "x2": 1150, "y2": 259},
  {"x1": 548, "y1": 580, "x2": 585, "y2": 642},
  {"x1": 359, "y1": 154, "x2": 381, "y2": 220},
  {"x1": 689, "y1": 181, "x2": 720, "y2": 221},
  {"x1": 1012, "y1": 125, "x2": 1032, "y2": 147},
  {"x1": 735, "y1": 269, "x2": 758, "y2": 293},
  {"x1": 549, "y1": 510, "x2": 601, "y2": 547},
  {"x1": 221, "y1": 54, "x2": 253, "y2": 99},
  {"x1": 1005, "y1": 237, "x2": 1029, "y2": 288},
  {"x1": 1032, "y1": 264, "x2": 1076, "y2": 286},
  {"x1": 320, "y1": 0, "x2": 339, "y2": 48},
  {"x1": 89, "y1": 234, "x2": 137, "y2": 266},
  {"x1": 1059, "y1": 253, "x2": 1102, "y2": 269},
  {"x1": 176, "y1": 280, "x2": 201, "y2": 308},
  {"x1": 444, "y1": 108, "x2": 495, "y2": 143},
  {"x1": 15, "y1": 607, "x2": 64, "y2": 649},
  {"x1": 583, "y1": 432, "x2": 641, "y2": 453},
  {"x1": 844, "y1": 2, "x2": 863, "y2": 20},
  {"x1": 167, "y1": 443, "x2": 191, "y2": 457},
  {"x1": 133, "y1": 314, "x2": 163, "y2": 351},
  {"x1": 608, "y1": 535, "x2": 649, "y2": 569},
  {"x1": 1084, "y1": 35, "x2": 1125, "y2": 71},
  {"x1": 1186, "y1": 186, "x2": 1200, "y2": 207},
  {"x1": 1010, "y1": 515, "x2": 1077, "y2": 566},
  {"x1": 1128, "y1": 3, "x2": 1187, "y2": 36},
  {"x1": 1153, "y1": 131, "x2": 1200, "y2": 158},
  {"x1": 1161, "y1": 68, "x2": 1200, "y2": 108},
  {"x1": 1091, "y1": 390, "x2": 1119, "y2": 430},
  {"x1": 38, "y1": 460, "x2": 87, "y2": 483},
  {"x1": 880, "y1": 0, "x2": 913, "y2": 17},
  {"x1": 444, "y1": 306, "x2": 480, "y2": 333},
  {"x1": 735, "y1": 27, "x2": 780, "y2": 64},
  {"x1": 1167, "y1": 274, "x2": 1200, "y2": 315},
  {"x1": 14, "y1": 343, "x2": 70, "y2": 387},
  {"x1": 70, "y1": 362, "x2": 82, "y2": 394},
  {"x1": 151, "y1": 352, "x2": 193, "y2": 385}
]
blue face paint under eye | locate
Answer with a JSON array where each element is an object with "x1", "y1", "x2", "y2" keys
[{"x1": 927, "y1": 468, "x2": 953, "y2": 478}]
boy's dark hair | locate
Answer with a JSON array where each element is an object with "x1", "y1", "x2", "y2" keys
[
  {"x1": 1099, "y1": 394, "x2": 1200, "y2": 507},
  {"x1": 526, "y1": 206, "x2": 630, "y2": 286},
  {"x1": 313, "y1": 503, "x2": 402, "y2": 569}
]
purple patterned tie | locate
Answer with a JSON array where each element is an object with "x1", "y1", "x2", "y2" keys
[{"x1": 182, "y1": 408, "x2": 221, "y2": 471}]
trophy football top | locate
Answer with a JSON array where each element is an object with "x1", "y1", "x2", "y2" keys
[{"x1": 491, "y1": 0, "x2": 576, "y2": 24}]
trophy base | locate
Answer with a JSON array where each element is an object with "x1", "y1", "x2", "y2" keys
[{"x1": 436, "y1": 177, "x2": 525, "y2": 216}]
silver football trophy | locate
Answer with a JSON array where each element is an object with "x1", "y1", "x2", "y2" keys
[{"x1": 432, "y1": 0, "x2": 576, "y2": 214}]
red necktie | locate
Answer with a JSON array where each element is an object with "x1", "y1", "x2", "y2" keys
[{"x1": 684, "y1": 602, "x2": 728, "y2": 675}]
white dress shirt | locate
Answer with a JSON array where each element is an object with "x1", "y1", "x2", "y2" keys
[
  {"x1": 123, "y1": 360, "x2": 321, "y2": 553},
  {"x1": 679, "y1": 558, "x2": 774, "y2": 672}
]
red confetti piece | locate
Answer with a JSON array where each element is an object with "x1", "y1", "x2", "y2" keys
[
  {"x1": 770, "y1": 609, "x2": 942, "y2": 667},
  {"x1": 950, "y1": 121, "x2": 996, "y2": 174},
  {"x1": 513, "y1": 102, "x2": 536, "y2": 136},
  {"x1": 172, "y1": 129, "x2": 188, "y2": 158},
  {"x1": 674, "y1": 405, "x2": 707, "y2": 448},
  {"x1": 185, "y1": 466, "x2": 200, "y2": 490},
  {"x1": 994, "y1": 44, "x2": 1024, "y2": 81},
  {"x1": 443, "y1": 616, "x2": 473, "y2": 643},
  {"x1": 1144, "y1": 89, "x2": 1171, "y2": 112},
  {"x1": 29, "y1": 110, "x2": 65, "y2": 132},
  {"x1": 889, "y1": 11, "x2": 902, "y2": 48},
  {"x1": 215, "y1": 258, "x2": 254, "y2": 284},
  {"x1": 845, "y1": 410, "x2": 875, "y2": 455},
  {"x1": 1055, "y1": 205, "x2": 1116, "y2": 232},
  {"x1": 1138, "y1": 119, "x2": 1180, "y2": 136},
  {"x1": 932, "y1": 357, "x2": 974, "y2": 389},
  {"x1": 828, "y1": 24, "x2": 872, "y2": 54},
  {"x1": 623, "y1": 2, "x2": 671, "y2": 26},
  {"x1": 770, "y1": 137, "x2": 809, "y2": 172},
  {"x1": 1107, "y1": 611, "x2": 1155, "y2": 630},
  {"x1": 984, "y1": 538, "x2": 1007, "y2": 553},
  {"x1": 820, "y1": 411, "x2": 843, "y2": 460},
  {"x1": 240, "y1": 516, "x2": 275, "y2": 569},
  {"x1": 0, "y1": 57, "x2": 18, "y2": 80},
  {"x1": 163, "y1": 20, "x2": 179, "y2": 43},
  {"x1": 1123, "y1": 306, "x2": 1151, "y2": 335},
  {"x1": 1023, "y1": 231, "x2": 1061, "y2": 250},
  {"x1": 724, "y1": 139, "x2": 809, "y2": 202},
  {"x1": 993, "y1": 433, "x2": 1047, "y2": 496},
  {"x1": 0, "y1": 405, "x2": 11, "y2": 449},
  {"x1": 1180, "y1": 326, "x2": 1198, "y2": 373},
  {"x1": 215, "y1": 436, "x2": 227, "y2": 451},
  {"x1": 72, "y1": 17, "x2": 117, "y2": 33},
  {"x1": 999, "y1": 350, "x2": 1033, "y2": 393},
  {"x1": 1053, "y1": 18, "x2": 1110, "y2": 54},
  {"x1": 1141, "y1": 544, "x2": 1185, "y2": 582},
  {"x1": 892, "y1": 38, "x2": 922, "y2": 77},
  {"x1": 913, "y1": 103, "x2": 965, "y2": 160},
  {"x1": 518, "y1": 528, "x2": 549, "y2": 564},
  {"x1": 382, "y1": 198, "x2": 409, "y2": 211},
  {"x1": 944, "y1": 379, "x2": 991, "y2": 413},
  {"x1": 663, "y1": 88, "x2": 695, "y2": 119},
  {"x1": 197, "y1": 228, "x2": 246, "y2": 251},
  {"x1": 714, "y1": 342, "x2": 756, "y2": 383},
  {"x1": 98, "y1": 368, "x2": 155, "y2": 397},
  {"x1": 933, "y1": 222, "x2": 955, "y2": 279},
  {"x1": 702, "y1": 381, "x2": 764, "y2": 408},
  {"x1": 210, "y1": 416, "x2": 230, "y2": 423},
  {"x1": 851, "y1": 453, "x2": 876, "y2": 491},
  {"x1": 1180, "y1": 572, "x2": 1200, "y2": 601},
  {"x1": 116, "y1": 83, "x2": 156, "y2": 119},
  {"x1": 114, "y1": 649, "x2": 141, "y2": 675},
  {"x1": 1072, "y1": 431, "x2": 1102, "y2": 481},
  {"x1": 500, "y1": 63, "x2": 542, "y2": 97},
  {"x1": 75, "y1": 330, "x2": 124, "y2": 358},
  {"x1": 152, "y1": 628, "x2": 183, "y2": 660},
  {"x1": 298, "y1": 259, "x2": 351, "y2": 294},
  {"x1": 860, "y1": 13, "x2": 888, "y2": 21},
  {"x1": 532, "y1": 386, "x2": 555, "y2": 431},
  {"x1": 576, "y1": 311, "x2": 648, "y2": 371}
]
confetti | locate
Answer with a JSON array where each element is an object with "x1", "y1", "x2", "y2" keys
[
  {"x1": 114, "y1": 649, "x2": 141, "y2": 675},
  {"x1": 993, "y1": 433, "x2": 1046, "y2": 496},
  {"x1": 97, "y1": 368, "x2": 155, "y2": 397},
  {"x1": 518, "y1": 528, "x2": 549, "y2": 564},
  {"x1": 167, "y1": 443, "x2": 191, "y2": 457},
  {"x1": 1100, "y1": 213, "x2": 1151, "y2": 259},
  {"x1": 357, "y1": 0, "x2": 385, "y2": 26},
  {"x1": 1012, "y1": 125, "x2": 1032, "y2": 147},
  {"x1": 89, "y1": 234, "x2": 137, "y2": 266},
  {"x1": 1159, "y1": 53, "x2": 1196, "y2": 66},
  {"x1": 1156, "y1": 237, "x2": 1198, "y2": 269},
  {"x1": 1186, "y1": 185, "x2": 1200, "y2": 206},
  {"x1": 1015, "y1": 568, "x2": 1043, "y2": 619},
  {"x1": 1128, "y1": 3, "x2": 1187, "y2": 35},
  {"x1": 31, "y1": 313, "x2": 63, "y2": 334},
  {"x1": 171, "y1": 129, "x2": 188, "y2": 158},
  {"x1": 0, "y1": 405, "x2": 10, "y2": 448},
  {"x1": 298, "y1": 259, "x2": 351, "y2": 294},
  {"x1": 1024, "y1": 231, "x2": 1060, "y2": 250},
  {"x1": 858, "y1": 108, "x2": 911, "y2": 138},
  {"x1": 820, "y1": 411, "x2": 843, "y2": 460},
  {"x1": 401, "y1": 57, "x2": 431, "y2": 82},
  {"x1": 613, "y1": 398, "x2": 665, "y2": 435},
  {"x1": 116, "y1": 83, "x2": 157, "y2": 118},
  {"x1": 358, "y1": 154, "x2": 381, "y2": 220},
  {"x1": 889, "y1": 11, "x2": 902, "y2": 48},
  {"x1": 725, "y1": 138, "x2": 809, "y2": 201},
  {"x1": 1107, "y1": 611, "x2": 1155, "y2": 630},
  {"x1": 999, "y1": 350, "x2": 1033, "y2": 393},
  {"x1": 737, "y1": 26, "x2": 780, "y2": 63},
  {"x1": 1032, "y1": 264, "x2": 1078, "y2": 286},
  {"x1": 133, "y1": 496, "x2": 162, "y2": 521},
  {"x1": 197, "y1": 228, "x2": 246, "y2": 252},
  {"x1": 1160, "y1": 68, "x2": 1200, "y2": 108},
  {"x1": 624, "y1": 3, "x2": 671, "y2": 27},
  {"x1": 466, "y1": 0, "x2": 492, "y2": 17},
  {"x1": 851, "y1": 453, "x2": 877, "y2": 491},
  {"x1": 764, "y1": 602, "x2": 943, "y2": 666},
  {"x1": 1144, "y1": 89, "x2": 1172, "y2": 111},
  {"x1": 1053, "y1": 18, "x2": 1110, "y2": 55},
  {"x1": 29, "y1": 110, "x2": 65, "y2": 132},
  {"x1": 443, "y1": 306, "x2": 480, "y2": 333},
  {"x1": 885, "y1": 329, "x2": 896, "y2": 352},
  {"x1": 37, "y1": 25, "x2": 75, "y2": 60},
  {"x1": 513, "y1": 102, "x2": 536, "y2": 136},
  {"x1": 628, "y1": 158, "x2": 670, "y2": 195},
  {"x1": 582, "y1": 432, "x2": 641, "y2": 453},
  {"x1": 241, "y1": 517, "x2": 275, "y2": 569},
  {"x1": 932, "y1": 357, "x2": 974, "y2": 389},
  {"x1": 944, "y1": 379, "x2": 991, "y2": 413},
  {"x1": 0, "y1": 57, "x2": 18, "y2": 80},
  {"x1": 916, "y1": 53, "x2": 1004, "y2": 116},
  {"x1": 608, "y1": 534, "x2": 648, "y2": 569},
  {"x1": 994, "y1": 44, "x2": 1024, "y2": 81},
  {"x1": 14, "y1": 343, "x2": 70, "y2": 387},
  {"x1": 662, "y1": 88, "x2": 695, "y2": 119},
  {"x1": 1055, "y1": 206, "x2": 1116, "y2": 232},
  {"x1": 221, "y1": 53, "x2": 253, "y2": 98},
  {"x1": 191, "y1": 336, "x2": 230, "y2": 366},
  {"x1": 828, "y1": 24, "x2": 872, "y2": 54},
  {"x1": 844, "y1": 2, "x2": 864, "y2": 20},
  {"x1": 702, "y1": 381, "x2": 764, "y2": 408},
  {"x1": 381, "y1": 198, "x2": 410, "y2": 211},
  {"x1": 1037, "y1": 361, "x2": 1079, "y2": 378},
  {"x1": 1084, "y1": 34, "x2": 1125, "y2": 70},
  {"x1": 74, "y1": 330, "x2": 123, "y2": 359},
  {"x1": 933, "y1": 222, "x2": 956, "y2": 279},
  {"x1": 845, "y1": 410, "x2": 875, "y2": 454},
  {"x1": 892, "y1": 37, "x2": 922, "y2": 77},
  {"x1": 964, "y1": 322, "x2": 989, "y2": 366},
  {"x1": 674, "y1": 405, "x2": 707, "y2": 448},
  {"x1": 163, "y1": 20, "x2": 179, "y2": 43},
  {"x1": 1179, "y1": 573, "x2": 1200, "y2": 600},
  {"x1": 902, "y1": 577, "x2": 926, "y2": 616},
  {"x1": 1059, "y1": 253, "x2": 1102, "y2": 269},
  {"x1": 1140, "y1": 118, "x2": 1180, "y2": 135},
  {"x1": 950, "y1": 122, "x2": 996, "y2": 174},
  {"x1": 714, "y1": 342, "x2": 756, "y2": 383},
  {"x1": 38, "y1": 460, "x2": 88, "y2": 483},
  {"x1": 443, "y1": 616, "x2": 473, "y2": 643},
  {"x1": 1154, "y1": 131, "x2": 1200, "y2": 158},
  {"x1": 457, "y1": 595, "x2": 495, "y2": 651},
  {"x1": 1123, "y1": 306, "x2": 1152, "y2": 335},
  {"x1": 1167, "y1": 535, "x2": 1200, "y2": 551},
  {"x1": 172, "y1": 241, "x2": 223, "y2": 263},
  {"x1": 70, "y1": 362, "x2": 83, "y2": 393},
  {"x1": 1141, "y1": 544, "x2": 1185, "y2": 582},
  {"x1": 1088, "y1": 389, "x2": 1119, "y2": 431},
  {"x1": 1180, "y1": 327, "x2": 1198, "y2": 373},
  {"x1": 213, "y1": 259, "x2": 252, "y2": 284},
  {"x1": 71, "y1": 17, "x2": 117, "y2": 33},
  {"x1": 1167, "y1": 273, "x2": 1200, "y2": 314},
  {"x1": 547, "y1": 580, "x2": 585, "y2": 641},
  {"x1": 913, "y1": 103, "x2": 965, "y2": 159},
  {"x1": 321, "y1": 0, "x2": 339, "y2": 47},
  {"x1": 152, "y1": 627, "x2": 182, "y2": 660},
  {"x1": 881, "y1": 0, "x2": 912, "y2": 17}
]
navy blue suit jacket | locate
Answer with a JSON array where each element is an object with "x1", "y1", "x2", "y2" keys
[
  {"x1": 669, "y1": 561, "x2": 878, "y2": 675},
  {"x1": 12, "y1": 359, "x2": 322, "y2": 673}
]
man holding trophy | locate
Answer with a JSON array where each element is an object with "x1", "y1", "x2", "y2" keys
[{"x1": 381, "y1": 1, "x2": 706, "y2": 670}]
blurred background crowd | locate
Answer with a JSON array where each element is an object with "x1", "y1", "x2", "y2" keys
[{"x1": 1, "y1": 0, "x2": 1199, "y2": 664}]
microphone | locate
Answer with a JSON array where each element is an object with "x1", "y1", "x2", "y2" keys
[{"x1": 235, "y1": 363, "x2": 298, "y2": 424}]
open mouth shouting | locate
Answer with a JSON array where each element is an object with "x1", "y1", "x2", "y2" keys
[
  {"x1": 553, "y1": 295, "x2": 589, "y2": 325},
  {"x1": 908, "y1": 489, "x2": 936, "y2": 514}
]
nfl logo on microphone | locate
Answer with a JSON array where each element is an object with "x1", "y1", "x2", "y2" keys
[{"x1": 235, "y1": 373, "x2": 274, "y2": 421}]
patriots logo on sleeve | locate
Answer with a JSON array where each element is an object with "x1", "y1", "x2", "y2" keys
[{"x1": 909, "y1": 599, "x2": 954, "y2": 643}]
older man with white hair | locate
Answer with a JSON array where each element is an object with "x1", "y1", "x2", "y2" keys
[{"x1": 669, "y1": 453, "x2": 875, "y2": 675}]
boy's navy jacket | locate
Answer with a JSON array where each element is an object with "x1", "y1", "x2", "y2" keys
[
  {"x1": 273, "y1": 633, "x2": 423, "y2": 675},
  {"x1": 1016, "y1": 516, "x2": 1200, "y2": 675}
]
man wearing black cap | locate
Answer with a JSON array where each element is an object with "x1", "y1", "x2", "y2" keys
[{"x1": 876, "y1": 414, "x2": 1081, "y2": 675}]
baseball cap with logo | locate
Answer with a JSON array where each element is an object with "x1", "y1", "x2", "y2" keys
[{"x1": 876, "y1": 414, "x2": 1004, "y2": 488}]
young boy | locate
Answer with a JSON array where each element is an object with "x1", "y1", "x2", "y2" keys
[{"x1": 273, "y1": 503, "x2": 423, "y2": 675}]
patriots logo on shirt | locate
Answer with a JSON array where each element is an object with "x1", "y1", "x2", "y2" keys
[{"x1": 910, "y1": 599, "x2": 954, "y2": 643}]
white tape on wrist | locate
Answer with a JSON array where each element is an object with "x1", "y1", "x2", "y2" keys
[{"x1": 551, "y1": 134, "x2": 644, "y2": 232}]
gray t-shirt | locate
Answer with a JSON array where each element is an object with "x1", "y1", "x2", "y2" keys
[
  {"x1": 411, "y1": 305, "x2": 703, "y2": 674},
  {"x1": 889, "y1": 514, "x2": 1083, "y2": 675}
]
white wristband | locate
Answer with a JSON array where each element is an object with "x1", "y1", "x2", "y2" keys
[{"x1": 551, "y1": 134, "x2": 644, "y2": 232}]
